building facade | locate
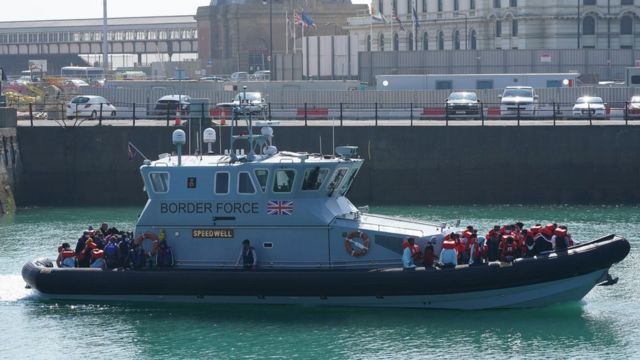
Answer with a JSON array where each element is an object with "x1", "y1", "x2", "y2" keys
[
  {"x1": 195, "y1": 0, "x2": 367, "y2": 75},
  {"x1": 346, "y1": 0, "x2": 640, "y2": 53}
]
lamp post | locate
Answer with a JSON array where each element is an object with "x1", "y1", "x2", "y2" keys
[
  {"x1": 577, "y1": 0, "x2": 581, "y2": 48},
  {"x1": 262, "y1": 0, "x2": 273, "y2": 80},
  {"x1": 102, "y1": 0, "x2": 108, "y2": 75}
]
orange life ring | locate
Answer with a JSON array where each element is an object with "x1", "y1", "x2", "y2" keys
[{"x1": 344, "y1": 231, "x2": 370, "y2": 257}]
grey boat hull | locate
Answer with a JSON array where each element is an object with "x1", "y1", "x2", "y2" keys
[{"x1": 22, "y1": 235, "x2": 630, "y2": 310}]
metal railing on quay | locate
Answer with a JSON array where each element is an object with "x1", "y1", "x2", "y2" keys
[{"x1": 13, "y1": 101, "x2": 640, "y2": 127}]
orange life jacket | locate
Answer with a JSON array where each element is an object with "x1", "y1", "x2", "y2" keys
[
  {"x1": 442, "y1": 239, "x2": 456, "y2": 250},
  {"x1": 61, "y1": 249, "x2": 75, "y2": 258}
]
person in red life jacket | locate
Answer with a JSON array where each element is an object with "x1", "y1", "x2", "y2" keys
[
  {"x1": 76, "y1": 238, "x2": 97, "y2": 268},
  {"x1": 500, "y1": 236, "x2": 517, "y2": 262},
  {"x1": 553, "y1": 227, "x2": 569, "y2": 251},
  {"x1": 439, "y1": 235, "x2": 458, "y2": 268},
  {"x1": 462, "y1": 226, "x2": 474, "y2": 241},
  {"x1": 56, "y1": 242, "x2": 77, "y2": 268},
  {"x1": 485, "y1": 225, "x2": 501, "y2": 262},
  {"x1": 533, "y1": 224, "x2": 554, "y2": 254},
  {"x1": 558, "y1": 225, "x2": 575, "y2": 246},
  {"x1": 422, "y1": 237, "x2": 437, "y2": 269},
  {"x1": 467, "y1": 233, "x2": 483, "y2": 266},
  {"x1": 90, "y1": 249, "x2": 107, "y2": 270},
  {"x1": 401, "y1": 238, "x2": 418, "y2": 271}
]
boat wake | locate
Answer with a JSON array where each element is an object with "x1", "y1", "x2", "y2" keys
[{"x1": 0, "y1": 274, "x2": 37, "y2": 303}]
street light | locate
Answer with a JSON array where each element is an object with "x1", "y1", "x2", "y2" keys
[
  {"x1": 102, "y1": 0, "x2": 108, "y2": 75},
  {"x1": 262, "y1": 0, "x2": 273, "y2": 80}
]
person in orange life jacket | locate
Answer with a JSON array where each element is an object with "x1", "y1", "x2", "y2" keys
[
  {"x1": 439, "y1": 234, "x2": 458, "y2": 268},
  {"x1": 552, "y1": 227, "x2": 569, "y2": 251},
  {"x1": 500, "y1": 236, "x2": 517, "y2": 262},
  {"x1": 77, "y1": 238, "x2": 97, "y2": 268},
  {"x1": 56, "y1": 242, "x2": 77, "y2": 268},
  {"x1": 237, "y1": 239, "x2": 257, "y2": 270},
  {"x1": 422, "y1": 237, "x2": 437, "y2": 269},
  {"x1": 485, "y1": 225, "x2": 501, "y2": 262},
  {"x1": 533, "y1": 224, "x2": 554, "y2": 254},
  {"x1": 401, "y1": 238, "x2": 418, "y2": 271},
  {"x1": 90, "y1": 249, "x2": 106, "y2": 270}
]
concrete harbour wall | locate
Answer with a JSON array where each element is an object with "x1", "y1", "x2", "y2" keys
[
  {"x1": 14, "y1": 125, "x2": 640, "y2": 206},
  {"x1": 0, "y1": 126, "x2": 18, "y2": 214}
]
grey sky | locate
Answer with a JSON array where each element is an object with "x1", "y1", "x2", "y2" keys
[{"x1": 0, "y1": 0, "x2": 368, "y2": 22}]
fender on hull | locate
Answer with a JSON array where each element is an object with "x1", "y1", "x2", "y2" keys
[{"x1": 22, "y1": 235, "x2": 630, "y2": 309}]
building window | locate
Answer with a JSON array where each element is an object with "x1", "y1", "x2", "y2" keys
[
  {"x1": 477, "y1": 80, "x2": 494, "y2": 89},
  {"x1": 510, "y1": 0, "x2": 517, "y2": 7},
  {"x1": 470, "y1": 0, "x2": 476, "y2": 10},
  {"x1": 454, "y1": 31, "x2": 461, "y2": 49},
  {"x1": 496, "y1": 20, "x2": 502, "y2": 37},
  {"x1": 583, "y1": 0, "x2": 595, "y2": 5},
  {"x1": 621, "y1": 0, "x2": 634, "y2": 5},
  {"x1": 438, "y1": 31, "x2": 444, "y2": 49},
  {"x1": 621, "y1": 15, "x2": 633, "y2": 35},
  {"x1": 367, "y1": 34, "x2": 371, "y2": 51},
  {"x1": 471, "y1": 30, "x2": 477, "y2": 49},
  {"x1": 435, "y1": 80, "x2": 453, "y2": 89},
  {"x1": 408, "y1": 32, "x2": 414, "y2": 51},
  {"x1": 454, "y1": 0, "x2": 459, "y2": 11},
  {"x1": 379, "y1": 0, "x2": 384, "y2": 14},
  {"x1": 583, "y1": 16, "x2": 595, "y2": 35},
  {"x1": 494, "y1": 0, "x2": 501, "y2": 8},
  {"x1": 512, "y1": 19, "x2": 518, "y2": 36},
  {"x1": 423, "y1": 32, "x2": 429, "y2": 50},
  {"x1": 438, "y1": 0, "x2": 443, "y2": 12},
  {"x1": 393, "y1": 33, "x2": 399, "y2": 50},
  {"x1": 379, "y1": 33, "x2": 385, "y2": 51}
]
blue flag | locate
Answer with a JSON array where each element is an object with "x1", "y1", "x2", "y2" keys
[{"x1": 412, "y1": 7, "x2": 420, "y2": 29}]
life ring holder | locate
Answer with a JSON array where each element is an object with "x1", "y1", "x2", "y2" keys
[{"x1": 344, "y1": 231, "x2": 370, "y2": 257}]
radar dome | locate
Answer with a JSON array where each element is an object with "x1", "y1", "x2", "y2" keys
[
  {"x1": 203, "y1": 128, "x2": 217, "y2": 143},
  {"x1": 172, "y1": 129, "x2": 186, "y2": 145}
]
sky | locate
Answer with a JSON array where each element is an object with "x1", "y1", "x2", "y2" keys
[{"x1": 0, "y1": 0, "x2": 368, "y2": 22}]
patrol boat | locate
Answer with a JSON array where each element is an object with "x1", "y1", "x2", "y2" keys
[{"x1": 22, "y1": 108, "x2": 630, "y2": 309}]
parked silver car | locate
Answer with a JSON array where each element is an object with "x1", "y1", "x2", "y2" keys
[{"x1": 66, "y1": 95, "x2": 117, "y2": 119}]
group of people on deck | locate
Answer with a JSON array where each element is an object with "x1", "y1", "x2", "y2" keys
[
  {"x1": 56, "y1": 223, "x2": 174, "y2": 270},
  {"x1": 402, "y1": 222, "x2": 575, "y2": 271}
]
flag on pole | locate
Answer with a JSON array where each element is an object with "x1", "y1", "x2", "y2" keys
[
  {"x1": 300, "y1": 10, "x2": 317, "y2": 28},
  {"x1": 392, "y1": 11, "x2": 405, "y2": 32},
  {"x1": 294, "y1": 11, "x2": 304, "y2": 27},
  {"x1": 372, "y1": 11, "x2": 389, "y2": 24},
  {"x1": 412, "y1": 6, "x2": 420, "y2": 30}
]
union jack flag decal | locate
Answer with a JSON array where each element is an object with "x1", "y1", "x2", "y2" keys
[{"x1": 267, "y1": 200, "x2": 294, "y2": 215}]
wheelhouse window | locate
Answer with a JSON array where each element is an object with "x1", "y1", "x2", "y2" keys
[
  {"x1": 149, "y1": 173, "x2": 169, "y2": 193},
  {"x1": 215, "y1": 172, "x2": 230, "y2": 194},
  {"x1": 273, "y1": 169, "x2": 295, "y2": 193},
  {"x1": 302, "y1": 167, "x2": 329, "y2": 191},
  {"x1": 254, "y1": 169, "x2": 269, "y2": 192},
  {"x1": 583, "y1": 16, "x2": 595, "y2": 35},
  {"x1": 327, "y1": 168, "x2": 348, "y2": 196},
  {"x1": 339, "y1": 168, "x2": 359, "y2": 196},
  {"x1": 238, "y1": 172, "x2": 256, "y2": 194}
]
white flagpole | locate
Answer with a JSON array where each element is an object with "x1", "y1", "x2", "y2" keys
[
  {"x1": 293, "y1": 13, "x2": 297, "y2": 54},
  {"x1": 285, "y1": 10, "x2": 289, "y2": 55}
]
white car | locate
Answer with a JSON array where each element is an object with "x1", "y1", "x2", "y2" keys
[
  {"x1": 217, "y1": 91, "x2": 266, "y2": 115},
  {"x1": 572, "y1": 96, "x2": 606, "y2": 119},
  {"x1": 500, "y1": 86, "x2": 539, "y2": 118},
  {"x1": 66, "y1": 95, "x2": 117, "y2": 119}
]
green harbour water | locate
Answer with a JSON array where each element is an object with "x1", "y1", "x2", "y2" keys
[{"x1": 0, "y1": 205, "x2": 638, "y2": 359}]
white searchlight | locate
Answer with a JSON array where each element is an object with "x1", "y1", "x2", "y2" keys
[
  {"x1": 203, "y1": 128, "x2": 217, "y2": 154},
  {"x1": 172, "y1": 129, "x2": 186, "y2": 166}
]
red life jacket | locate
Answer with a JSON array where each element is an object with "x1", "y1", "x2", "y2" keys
[
  {"x1": 462, "y1": 230, "x2": 473, "y2": 239},
  {"x1": 530, "y1": 225, "x2": 542, "y2": 235},
  {"x1": 442, "y1": 239, "x2": 456, "y2": 250},
  {"x1": 502, "y1": 240, "x2": 516, "y2": 258},
  {"x1": 410, "y1": 244, "x2": 421, "y2": 260},
  {"x1": 61, "y1": 249, "x2": 75, "y2": 259},
  {"x1": 554, "y1": 228, "x2": 567, "y2": 237}
]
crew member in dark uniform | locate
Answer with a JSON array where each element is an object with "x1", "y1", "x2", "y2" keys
[{"x1": 236, "y1": 239, "x2": 257, "y2": 270}]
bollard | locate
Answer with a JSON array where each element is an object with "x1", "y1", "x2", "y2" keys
[
  {"x1": 132, "y1": 102, "x2": 136, "y2": 126},
  {"x1": 375, "y1": 102, "x2": 378, "y2": 126},
  {"x1": 99, "y1": 103, "x2": 103, "y2": 126},
  {"x1": 553, "y1": 102, "x2": 557, "y2": 125},
  {"x1": 29, "y1": 103, "x2": 33, "y2": 127},
  {"x1": 340, "y1": 102, "x2": 343, "y2": 126},
  {"x1": 304, "y1": 103, "x2": 308, "y2": 126}
]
